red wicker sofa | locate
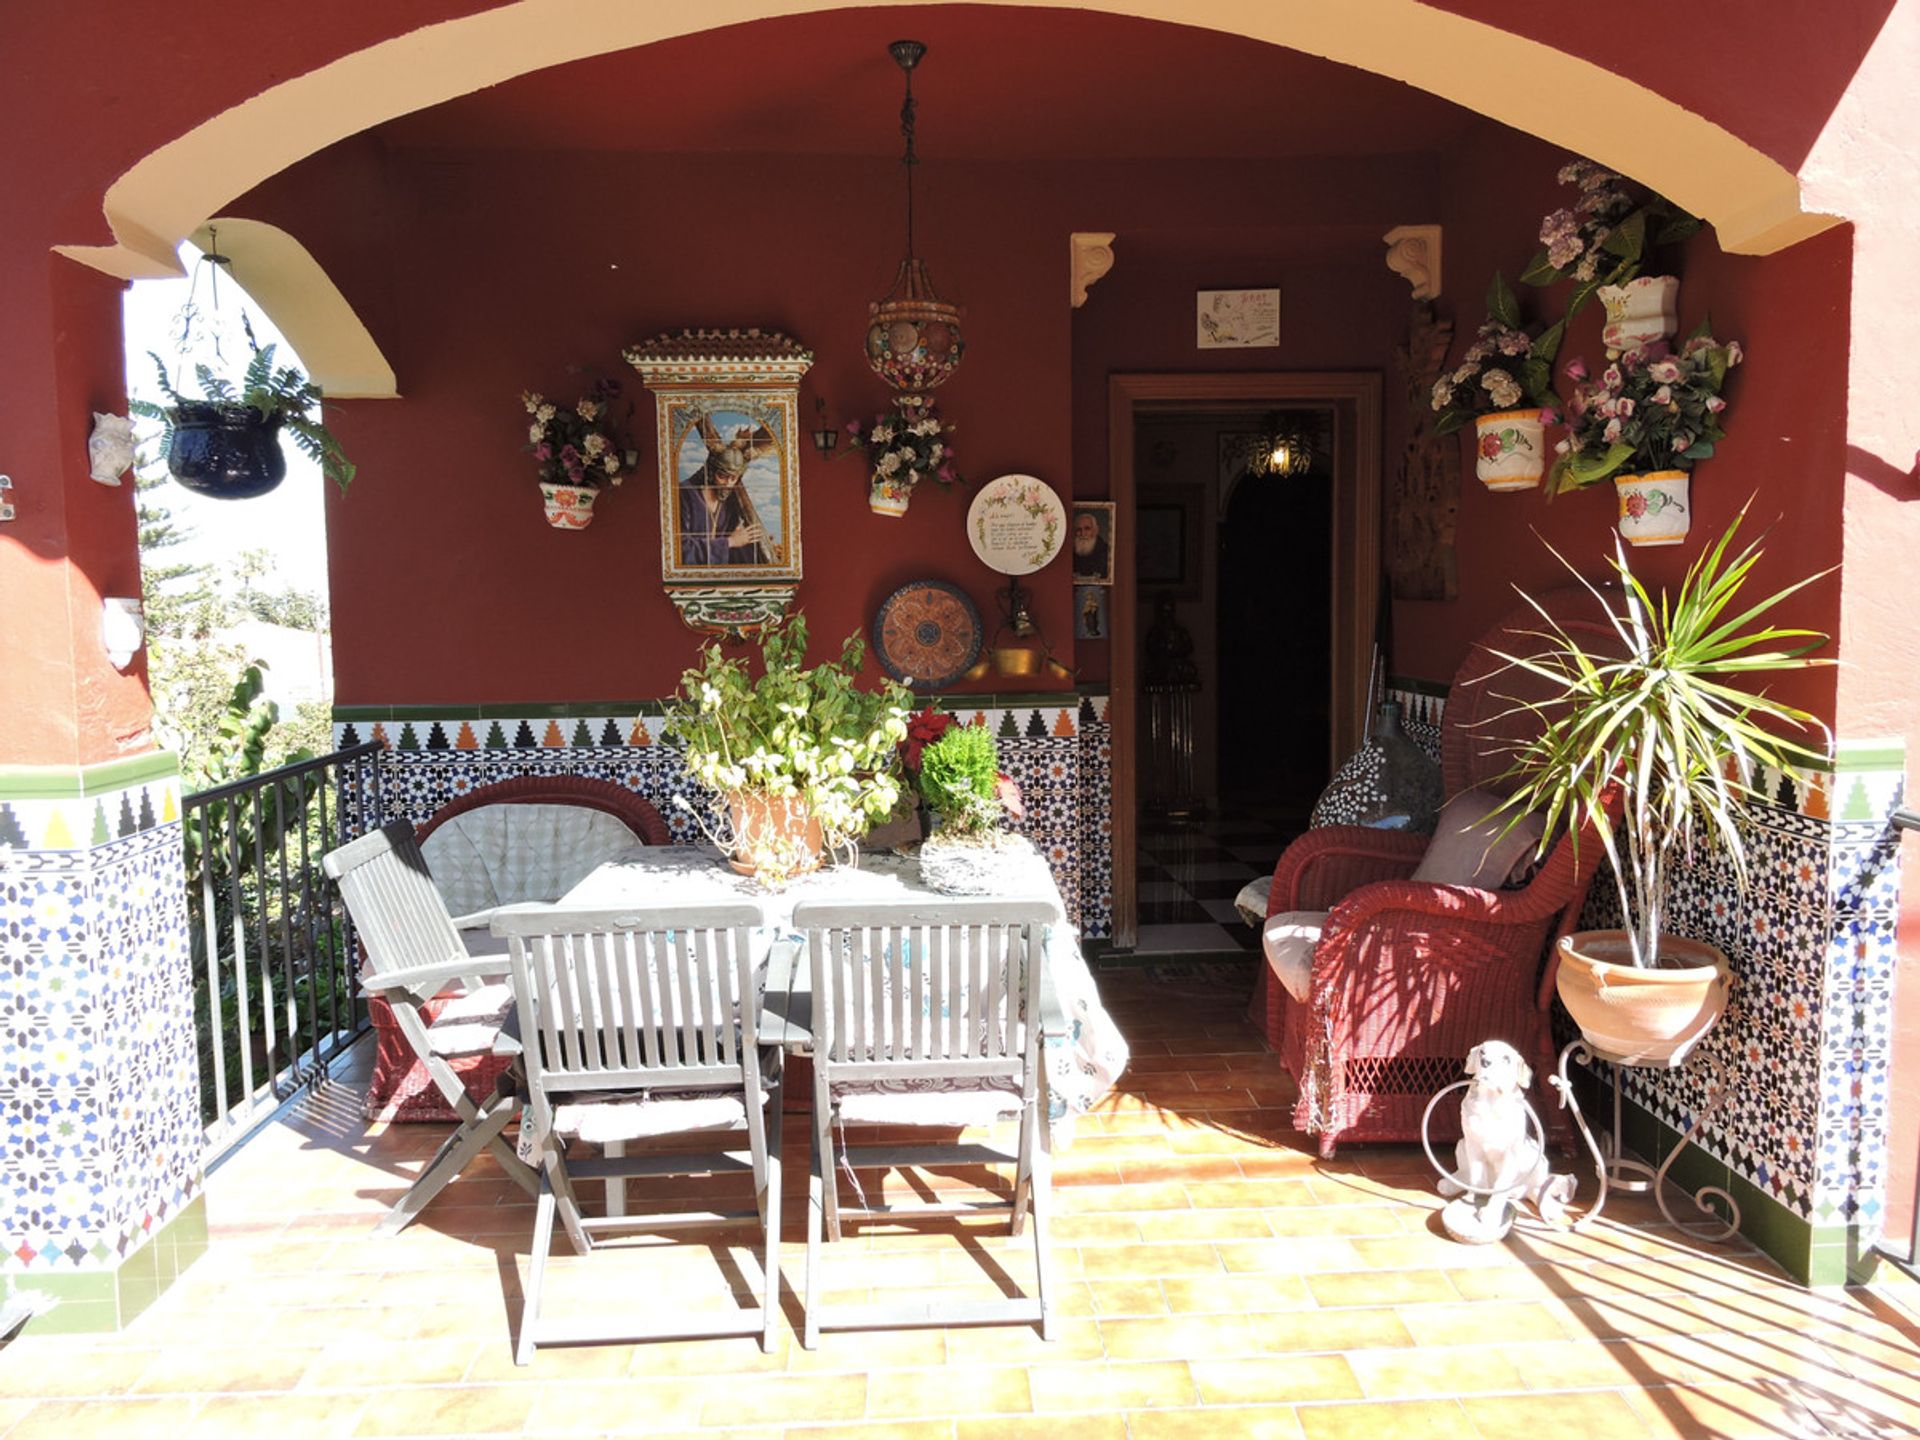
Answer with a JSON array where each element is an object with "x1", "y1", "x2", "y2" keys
[{"x1": 1254, "y1": 592, "x2": 1619, "y2": 1156}]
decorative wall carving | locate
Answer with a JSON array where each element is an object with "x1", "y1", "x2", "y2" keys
[
  {"x1": 1069, "y1": 232, "x2": 1116, "y2": 308},
  {"x1": 1388, "y1": 302, "x2": 1459, "y2": 601},
  {"x1": 1383, "y1": 224, "x2": 1442, "y2": 300}
]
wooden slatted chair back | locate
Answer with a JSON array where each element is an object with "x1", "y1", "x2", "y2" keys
[
  {"x1": 491, "y1": 903, "x2": 767, "y2": 1100},
  {"x1": 320, "y1": 820, "x2": 465, "y2": 995},
  {"x1": 792, "y1": 897, "x2": 1056, "y2": 1088}
]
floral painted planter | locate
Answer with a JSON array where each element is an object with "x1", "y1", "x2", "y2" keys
[
  {"x1": 1597, "y1": 275, "x2": 1680, "y2": 353},
  {"x1": 1615, "y1": 470, "x2": 1690, "y2": 546},
  {"x1": 1473, "y1": 408, "x2": 1546, "y2": 491},
  {"x1": 869, "y1": 474, "x2": 915, "y2": 516},
  {"x1": 539, "y1": 482, "x2": 599, "y2": 529}
]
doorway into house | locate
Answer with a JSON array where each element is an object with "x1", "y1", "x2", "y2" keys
[{"x1": 1129, "y1": 407, "x2": 1338, "y2": 958}]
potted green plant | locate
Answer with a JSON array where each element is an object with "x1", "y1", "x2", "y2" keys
[
  {"x1": 1546, "y1": 322, "x2": 1743, "y2": 546},
  {"x1": 1489, "y1": 509, "x2": 1832, "y2": 1065},
  {"x1": 844, "y1": 402, "x2": 963, "y2": 516},
  {"x1": 1430, "y1": 273, "x2": 1558, "y2": 491},
  {"x1": 913, "y1": 722, "x2": 1033, "y2": 895},
  {"x1": 131, "y1": 330, "x2": 354, "y2": 499},
  {"x1": 663, "y1": 612, "x2": 911, "y2": 885}
]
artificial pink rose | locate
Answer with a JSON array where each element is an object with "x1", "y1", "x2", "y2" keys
[{"x1": 1564, "y1": 358, "x2": 1589, "y2": 382}]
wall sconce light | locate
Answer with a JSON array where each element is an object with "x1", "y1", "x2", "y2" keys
[
  {"x1": 101, "y1": 597, "x2": 145, "y2": 670},
  {"x1": 811, "y1": 397, "x2": 839, "y2": 457},
  {"x1": 88, "y1": 413, "x2": 137, "y2": 486}
]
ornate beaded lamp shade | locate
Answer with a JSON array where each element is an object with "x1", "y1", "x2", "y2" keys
[{"x1": 866, "y1": 40, "x2": 964, "y2": 402}]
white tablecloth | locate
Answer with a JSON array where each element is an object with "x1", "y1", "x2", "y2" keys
[{"x1": 558, "y1": 845, "x2": 1128, "y2": 1119}]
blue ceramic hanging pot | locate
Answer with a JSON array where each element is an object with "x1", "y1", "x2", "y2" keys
[{"x1": 165, "y1": 402, "x2": 287, "y2": 499}]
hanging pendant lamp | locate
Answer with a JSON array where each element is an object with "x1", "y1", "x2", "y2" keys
[{"x1": 865, "y1": 40, "x2": 965, "y2": 408}]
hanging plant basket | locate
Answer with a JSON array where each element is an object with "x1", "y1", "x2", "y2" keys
[
  {"x1": 164, "y1": 402, "x2": 288, "y2": 499},
  {"x1": 539, "y1": 482, "x2": 601, "y2": 530}
]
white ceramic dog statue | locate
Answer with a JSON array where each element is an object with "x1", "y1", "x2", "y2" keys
[{"x1": 1437, "y1": 1040, "x2": 1575, "y2": 1243}]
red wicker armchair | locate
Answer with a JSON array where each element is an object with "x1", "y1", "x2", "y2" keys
[{"x1": 1255, "y1": 592, "x2": 1620, "y2": 1156}]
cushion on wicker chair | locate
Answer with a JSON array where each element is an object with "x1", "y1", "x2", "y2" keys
[
  {"x1": 1409, "y1": 788, "x2": 1547, "y2": 889},
  {"x1": 421, "y1": 804, "x2": 641, "y2": 918},
  {"x1": 1261, "y1": 910, "x2": 1328, "y2": 1003}
]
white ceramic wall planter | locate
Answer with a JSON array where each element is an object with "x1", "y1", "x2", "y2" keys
[
  {"x1": 1473, "y1": 407, "x2": 1547, "y2": 491},
  {"x1": 539, "y1": 482, "x2": 599, "y2": 529},
  {"x1": 1597, "y1": 275, "x2": 1680, "y2": 353},
  {"x1": 1615, "y1": 470, "x2": 1690, "y2": 546}
]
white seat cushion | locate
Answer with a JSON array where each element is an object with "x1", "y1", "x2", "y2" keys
[
  {"x1": 421, "y1": 804, "x2": 641, "y2": 916},
  {"x1": 1234, "y1": 875, "x2": 1274, "y2": 929},
  {"x1": 553, "y1": 1092, "x2": 753, "y2": 1143},
  {"x1": 424, "y1": 983, "x2": 514, "y2": 1056},
  {"x1": 1262, "y1": 910, "x2": 1328, "y2": 1004},
  {"x1": 833, "y1": 1078, "x2": 1026, "y2": 1127}
]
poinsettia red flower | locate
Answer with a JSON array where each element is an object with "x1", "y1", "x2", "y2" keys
[
  {"x1": 899, "y1": 708, "x2": 955, "y2": 773},
  {"x1": 994, "y1": 773, "x2": 1025, "y2": 824}
]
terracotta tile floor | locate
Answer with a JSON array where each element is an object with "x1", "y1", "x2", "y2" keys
[{"x1": 5, "y1": 969, "x2": 1920, "y2": 1437}]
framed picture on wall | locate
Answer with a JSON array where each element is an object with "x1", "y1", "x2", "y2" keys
[
  {"x1": 1196, "y1": 288, "x2": 1280, "y2": 349},
  {"x1": 1136, "y1": 493, "x2": 1201, "y2": 599},
  {"x1": 1074, "y1": 584, "x2": 1109, "y2": 640},
  {"x1": 1070, "y1": 500, "x2": 1115, "y2": 585}
]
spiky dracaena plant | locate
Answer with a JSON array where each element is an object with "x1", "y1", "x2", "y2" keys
[
  {"x1": 1486, "y1": 507, "x2": 1833, "y2": 967},
  {"x1": 130, "y1": 317, "x2": 355, "y2": 492}
]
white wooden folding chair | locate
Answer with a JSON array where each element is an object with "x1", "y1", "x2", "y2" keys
[
  {"x1": 491, "y1": 900, "x2": 782, "y2": 1364},
  {"x1": 791, "y1": 895, "x2": 1059, "y2": 1349},
  {"x1": 321, "y1": 821, "x2": 536, "y2": 1236}
]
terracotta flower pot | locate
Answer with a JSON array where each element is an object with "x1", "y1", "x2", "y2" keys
[
  {"x1": 725, "y1": 791, "x2": 824, "y2": 880},
  {"x1": 1555, "y1": 930, "x2": 1731, "y2": 1067},
  {"x1": 1473, "y1": 408, "x2": 1546, "y2": 491},
  {"x1": 539, "y1": 482, "x2": 599, "y2": 529},
  {"x1": 1615, "y1": 470, "x2": 1690, "y2": 547}
]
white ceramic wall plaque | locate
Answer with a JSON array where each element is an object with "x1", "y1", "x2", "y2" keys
[
  {"x1": 967, "y1": 474, "x2": 1066, "y2": 576},
  {"x1": 1196, "y1": 287, "x2": 1280, "y2": 348}
]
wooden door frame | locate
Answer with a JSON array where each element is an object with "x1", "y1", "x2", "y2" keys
[{"x1": 1107, "y1": 371, "x2": 1382, "y2": 950}]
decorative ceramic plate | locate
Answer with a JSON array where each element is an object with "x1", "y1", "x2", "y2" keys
[
  {"x1": 966, "y1": 474, "x2": 1066, "y2": 575},
  {"x1": 872, "y1": 581, "x2": 983, "y2": 690}
]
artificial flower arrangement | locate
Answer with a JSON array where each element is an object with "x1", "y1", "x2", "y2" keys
[
  {"x1": 1547, "y1": 322, "x2": 1743, "y2": 495},
  {"x1": 663, "y1": 612, "x2": 912, "y2": 884},
  {"x1": 1521, "y1": 159, "x2": 1701, "y2": 354},
  {"x1": 1429, "y1": 274, "x2": 1556, "y2": 436},
  {"x1": 846, "y1": 402, "x2": 963, "y2": 515},
  {"x1": 522, "y1": 377, "x2": 636, "y2": 490}
]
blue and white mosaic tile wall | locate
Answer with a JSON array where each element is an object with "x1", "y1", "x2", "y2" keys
[
  {"x1": 334, "y1": 692, "x2": 1115, "y2": 940},
  {"x1": 1385, "y1": 677, "x2": 1907, "y2": 1261},
  {"x1": 0, "y1": 773, "x2": 201, "y2": 1275}
]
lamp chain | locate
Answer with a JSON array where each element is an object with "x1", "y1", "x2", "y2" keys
[{"x1": 899, "y1": 67, "x2": 918, "y2": 259}]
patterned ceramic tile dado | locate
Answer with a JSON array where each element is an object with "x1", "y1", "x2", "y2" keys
[
  {"x1": 2, "y1": 815, "x2": 200, "y2": 1274},
  {"x1": 337, "y1": 697, "x2": 1114, "y2": 937}
]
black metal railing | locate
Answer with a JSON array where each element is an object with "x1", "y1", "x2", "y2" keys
[
  {"x1": 184, "y1": 741, "x2": 383, "y2": 1162},
  {"x1": 1882, "y1": 803, "x2": 1920, "y2": 1277}
]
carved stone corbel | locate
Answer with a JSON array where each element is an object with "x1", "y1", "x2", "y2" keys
[
  {"x1": 1383, "y1": 225, "x2": 1443, "y2": 301},
  {"x1": 1070, "y1": 232, "x2": 1117, "y2": 308}
]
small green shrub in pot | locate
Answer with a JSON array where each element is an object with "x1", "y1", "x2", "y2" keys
[{"x1": 918, "y1": 724, "x2": 1003, "y2": 834}]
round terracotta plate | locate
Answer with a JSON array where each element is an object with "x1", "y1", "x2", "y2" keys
[{"x1": 872, "y1": 580, "x2": 983, "y2": 691}]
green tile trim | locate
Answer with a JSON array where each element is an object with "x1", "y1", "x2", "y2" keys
[
  {"x1": 13, "y1": 1196, "x2": 209, "y2": 1336},
  {"x1": 1832, "y1": 739, "x2": 1907, "y2": 773},
  {"x1": 0, "y1": 750, "x2": 180, "y2": 801},
  {"x1": 335, "y1": 692, "x2": 1101, "y2": 723},
  {"x1": 1609, "y1": 1093, "x2": 1850, "y2": 1286}
]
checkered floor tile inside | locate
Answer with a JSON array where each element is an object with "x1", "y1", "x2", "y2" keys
[{"x1": 1130, "y1": 809, "x2": 1302, "y2": 957}]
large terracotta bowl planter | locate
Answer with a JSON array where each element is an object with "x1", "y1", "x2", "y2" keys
[
  {"x1": 1555, "y1": 930, "x2": 1731, "y2": 1067},
  {"x1": 725, "y1": 791, "x2": 824, "y2": 879}
]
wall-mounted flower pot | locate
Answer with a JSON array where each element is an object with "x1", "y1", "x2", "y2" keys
[
  {"x1": 1615, "y1": 470, "x2": 1690, "y2": 546},
  {"x1": 1598, "y1": 275, "x2": 1680, "y2": 353},
  {"x1": 1473, "y1": 408, "x2": 1546, "y2": 491},
  {"x1": 1555, "y1": 930, "x2": 1731, "y2": 1067},
  {"x1": 539, "y1": 482, "x2": 599, "y2": 529},
  {"x1": 165, "y1": 402, "x2": 287, "y2": 499},
  {"x1": 869, "y1": 474, "x2": 914, "y2": 516}
]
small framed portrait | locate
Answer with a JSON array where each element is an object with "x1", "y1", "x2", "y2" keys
[
  {"x1": 1074, "y1": 584, "x2": 1109, "y2": 640},
  {"x1": 1136, "y1": 489, "x2": 1202, "y2": 599},
  {"x1": 657, "y1": 390, "x2": 802, "y2": 585},
  {"x1": 1070, "y1": 500, "x2": 1116, "y2": 585}
]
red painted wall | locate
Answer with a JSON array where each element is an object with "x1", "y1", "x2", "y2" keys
[
  {"x1": 1392, "y1": 126, "x2": 1849, "y2": 721},
  {"x1": 238, "y1": 147, "x2": 1437, "y2": 705}
]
